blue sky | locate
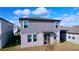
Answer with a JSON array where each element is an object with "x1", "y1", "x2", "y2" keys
[{"x1": 0, "y1": 7, "x2": 79, "y2": 26}]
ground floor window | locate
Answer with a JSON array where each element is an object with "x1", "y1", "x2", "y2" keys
[
  {"x1": 54, "y1": 36, "x2": 56, "y2": 40},
  {"x1": 27, "y1": 34, "x2": 37, "y2": 42},
  {"x1": 72, "y1": 37, "x2": 75, "y2": 40},
  {"x1": 68, "y1": 36, "x2": 71, "y2": 39},
  {"x1": 54, "y1": 33, "x2": 57, "y2": 40},
  {"x1": 33, "y1": 35, "x2": 37, "y2": 42},
  {"x1": 27, "y1": 35, "x2": 32, "y2": 42}
]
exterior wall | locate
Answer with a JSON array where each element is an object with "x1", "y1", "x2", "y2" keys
[
  {"x1": 55, "y1": 32, "x2": 60, "y2": 42},
  {"x1": 50, "y1": 33, "x2": 56, "y2": 44},
  {"x1": 66, "y1": 33, "x2": 79, "y2": 44},
  {"x1": 0, "y1": 19, "x2": 13, "y2": 48},
  {"x1": 20, "y1": 20, "x2": 60, "y2": 34},
  {"x1": 20, "y1": 20, "x2": 60, "y2": 47},
  {"x1": 21, "y1": 33, "x2": 44, "y2": 48},
  {"x1": 54, "y1": 22, "x2": 60, "y2": 42}
]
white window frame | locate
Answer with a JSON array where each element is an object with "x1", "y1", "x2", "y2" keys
[
  {"x1": 55, "y1": 22, "x2": 59, "y2": 28},
  {"x1": 27, "y1": 34, "x2": 37, "y2": 43},
  {"x1": 23, "y1": 20, "x2": 29, "y2": 28},
  {"x1": 27, "y1": 35, "x2": 32, "y2": 42}
]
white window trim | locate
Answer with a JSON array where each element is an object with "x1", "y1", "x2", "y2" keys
[
  {"x1": 27, "y1": 35, "x2": 32, "y2": 42},
  {"x1": 23, "y1": 20, "x2": 29, "y2": 29},
  {"x1": 27, "y1": 34, "x2": 37, "y2": 43}
]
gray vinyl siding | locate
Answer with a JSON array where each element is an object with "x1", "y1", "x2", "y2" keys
[
  {"x1": 21, "y1": 33, "x2": 44, "y2": 48},
  {"x1": 21, "y1": 20, "x2": 60, "y2": 41},
  {"x1": 0, "y1": 19, "x2": 13, "y2": 48},
  {"x1": 21, "y1": 32, "x2": 57, "y2": 48},
  {"x1": 21, "y1": 20, "x2": 60, "y2": 34}
]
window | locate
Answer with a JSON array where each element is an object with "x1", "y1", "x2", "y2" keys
[
  {"x1": 54, "y1": 36, "x2": 56, "y2": 40},
  {"x1": 55, "y1": 22, "x2": 59, "y2": 28},
  {"x1": 72, "y1": 37, "x2": 75, "y2": 40},
  {"x1": 27, "y1": 35, "x2": 32, "y2": 42},
  {"x1": 24, "y1": 20, "x2": 29, "y2": 28},
  {"x1": 68, "y1": 36, "x2": 71, "y2": 39},
  {"x1": 54, "y1": 33, "x2": 57, "y2": 40},
  {"x1": 56, "y1": 25, "x2": 58, "y2": 28},
  {"x1": 33, "y1": 35, "x2": 37, "y2": 42}
]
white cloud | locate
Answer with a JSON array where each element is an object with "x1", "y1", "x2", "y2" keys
[
  {"x1": 62, "y1": 15, "x2": 75, "y2": 22},
  {"x1": 73, "y1": 7, "x2": 79, "y2": 10},
  {"x1": 55, "y1": 13, "x2": 79, "y2": 22},
  {"x1": 14, "y1": 9, "x2": 31, "y2": 16},
  {"x1": 32, "y1": 7, "x2": 50, "y2": 15},
  {"x1": 62, "y1": 14, "x2": 69, "y2": 17},
  {"x1": 54, "y1": 12, "x2": 79, "y2": 26},
  {"x1": 14, "y1": 10, "x2": 22, "y2": 15},
  {"x1": 61, "y1": 23, "x2": 65, "y2": 25},
  {"x1": 22, "y1": 9, "x2": 31, "y2": 15},
  {"x1": 76, "y1": 12, "x2": 79, "y2": 15},
  {"x1": 43, "y1": 14, "x2": 50, "y2": 18},
  {"x1": 22, "y1": 15, "x2": 28, "y2": 18},
  {"x1": 13, "y1": 7, "x2": 51, "y2": 18}
]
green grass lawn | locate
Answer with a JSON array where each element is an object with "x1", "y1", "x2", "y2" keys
[{"x1": 0, "y1": 41, "x2": 79, "y2": 51}]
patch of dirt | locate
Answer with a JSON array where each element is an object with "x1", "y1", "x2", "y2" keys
[{"x1": 0, "y1": 42, "x2": 79, "y2": 51}]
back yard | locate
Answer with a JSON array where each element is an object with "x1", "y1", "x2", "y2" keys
[{"x1": 0, "y1": 41, "x2": 79, "y2": 51}]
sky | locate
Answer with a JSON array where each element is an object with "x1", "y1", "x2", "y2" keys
[{"x1": 0, "y1": 7, "x2": 79, "y2": 26}]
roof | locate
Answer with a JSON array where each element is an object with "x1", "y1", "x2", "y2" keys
[
  {"x1": 60, "y1": 26, "x2": 70, "y2": 30},
  {"x1": 60, "y1": 26, "x2": 79, "y2": 34},
  {"x1": 0, "y1": 18, "x2": 14, "y2": 25},
  {"x1": 67, "y1": 30, "x2": 79, "y2": 34},
  {"x1": 19, "y1": 17, "x2": 61, "y2": 22}
]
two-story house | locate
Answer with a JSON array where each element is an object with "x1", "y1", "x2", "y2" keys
[{"x1": 19, "y1": 17, "x2": 61, "y2": 48}]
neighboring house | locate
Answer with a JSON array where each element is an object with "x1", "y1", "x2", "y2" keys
[
  {"x1": 60, "y1": 26, "x2": 79, "y2": 44},
  {"x1": 0, "y1": 18, "x2": 13, "y2": 48},
  {"x1": 19, "y1": 17, "x2": 61, "y2": 48}
]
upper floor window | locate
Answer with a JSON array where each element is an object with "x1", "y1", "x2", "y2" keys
[
  {"x1": 56, "y1": 25, "x2": 58, "y2": 28},
  {"x1": 24, "y1": 20, "x2": 29, "y2": 28},
  {"x1": 55, "y1": 22, "x2": 59, "y2": 28}
]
